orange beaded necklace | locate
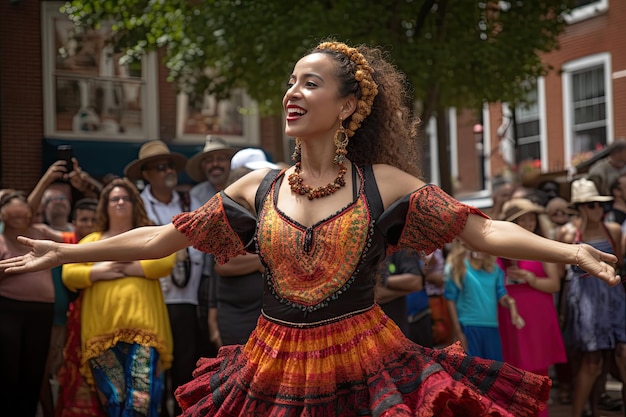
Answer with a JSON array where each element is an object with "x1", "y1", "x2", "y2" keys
[{"x1": 288, "y1": 162, "x2": 348, "y2": 200}]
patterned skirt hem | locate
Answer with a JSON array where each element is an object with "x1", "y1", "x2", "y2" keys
[{"x1": 176, "y1": 307, "x2": 549, "y2": 416}]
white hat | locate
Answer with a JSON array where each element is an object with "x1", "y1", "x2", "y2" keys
[
  {"x1": 569, "y1": 177, "x2": 613, "y2": 207},
  {"x1": 231, "y1": 148, "x2": 278, "y2": 171}
]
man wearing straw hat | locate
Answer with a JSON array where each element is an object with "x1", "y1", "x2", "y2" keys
[
  {"x1": 185, "y1": 136, "x2": 237, "y2": 369},
  {"x1": 124, "y1": 140, "x2": 204, "y2": 417},
  {"x1": 186, "y1": 136, "x2": 236, "y2": 210}
]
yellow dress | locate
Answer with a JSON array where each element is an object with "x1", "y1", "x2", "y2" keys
[{"x1": 62, "y1": 232, "x2": 175, "y2": 381}]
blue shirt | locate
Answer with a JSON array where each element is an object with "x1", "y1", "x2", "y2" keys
[{"x1": 443, "y1": 259, "x2": 506, "y2": 328}]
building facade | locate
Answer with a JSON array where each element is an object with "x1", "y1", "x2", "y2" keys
[
  {"x1": 1, "y1": 1, "x2": 624, "y2": 199},
  {"x1": 0, "y1": 0, "x2": 283, "y2": 192},
  {"x1": 446, "y1": 0, "x2": 625, "y2": 203}
]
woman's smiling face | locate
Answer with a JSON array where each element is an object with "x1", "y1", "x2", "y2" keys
[{"x1": 283, "y1": 53, "x2": 351, "y2": 141}]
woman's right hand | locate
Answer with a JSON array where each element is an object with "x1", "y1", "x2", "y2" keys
[
  {"x1": 0, "y1": 237, "x2": 61, "y2": 274},
  {"x1": 90, "y1": 261, "x2": 129, "y2": 282}
]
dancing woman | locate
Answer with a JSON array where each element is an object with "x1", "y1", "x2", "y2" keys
[{"x1": 1, "y1": 41, "x2": 622, "y2": 417}]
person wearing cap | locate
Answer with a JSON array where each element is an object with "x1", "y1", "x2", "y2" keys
[
  {"x1": 497, "y1": 199, "x2": 567, "y2": 417},
  {"x1": 124, "y1": 140, "x2": 204, "y2": 417},
  {"x1": 563, "y1": 178, "x2": 626, "y2": 417},
  {"x1": 230, "y1": 148, "x2": 279, "y2": 172}
]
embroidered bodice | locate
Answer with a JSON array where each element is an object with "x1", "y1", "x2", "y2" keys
[{"x1": 173, "y1": 165, "x2": 485, "y2": 325}]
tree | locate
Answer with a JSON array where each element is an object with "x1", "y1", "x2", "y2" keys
[{"x1": 62, "y1": 0, "x2": 574, "y2": 192}]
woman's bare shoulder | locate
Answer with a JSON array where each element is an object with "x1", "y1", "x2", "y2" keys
[
  {"x1": 224, "y1": 168, "x2": 283, "y2": 212},
  {"x1": 372, "y1": 164, "x2": 425, "y2": 208}
]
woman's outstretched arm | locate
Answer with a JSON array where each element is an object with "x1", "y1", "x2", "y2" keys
[
  {"x1": 0, "y1": 223, "x2": 189, "y2": 275},
  {"x1": 459, "y1": 214, "x2": 621, "y2": 286}
]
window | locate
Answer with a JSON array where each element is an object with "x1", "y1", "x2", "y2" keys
[
  {"x1": 565, "y1": 0, "x2": 608, "y2": 24},
  {"x1": 515, "y1": 89, "x2": 540, "y2": 163},
  {"x1": 497, "y1": 79, "x2": 547, "y2": 173},
  {"x1": 562, "y1": 53, "x2": 613, "y2": 167},
  {"x1": 42, "y1": 2, "x2": 158, "y2": 140},
  {"x1": 176, "y1": 89, "x2": 260, "y2": 145}
]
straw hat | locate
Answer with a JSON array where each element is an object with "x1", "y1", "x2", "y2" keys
[
  {"x1": 569, "y1": 177, "x2": 613, "y2": 206},
  {"x1": 231, "y1": 148, "x2": 278, "y2": 171},
  {"x1": 123, "y1": 140, "x2": 187, "y2": 181},
  {"x1": 502, "y1": 198, "x2": 545, "y2": 222},
  {"x1": 186, "y1": 136, "x2": 236, "y2": 182},
  {"x1": 545, "y1": 197, "x2": 577, "y2": 216}
]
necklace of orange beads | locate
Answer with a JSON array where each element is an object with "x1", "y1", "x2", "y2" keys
[{"x1": 288, "y1": 162, "x2": 348, "y2": 200}]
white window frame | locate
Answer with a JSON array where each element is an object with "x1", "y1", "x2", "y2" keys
[
  {"x1": 562, "y1": 53, "x2": 614, "y2": 169},
  {"x1": 41, "y1": 2, "x2": 159, "y2": 141},
  {"x1": 506, "y1": 77, "x2": 548, "y2": 171},
  {"x1": 565, "y1": 0, "x2": 609, "y2": 24},
  {"x1": 176, "y1": 89, "x2": 260, "y2": 146}
]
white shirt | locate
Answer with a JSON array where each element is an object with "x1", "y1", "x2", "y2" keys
[{"x1": 141, "y1": 185, "x2": 204, "y2": 305}]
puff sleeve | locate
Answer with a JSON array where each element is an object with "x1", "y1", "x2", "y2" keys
[
  {"x1": 172, "y1": 192, "x2": 256, "y2": 264},
  {"x1": 377, "y1": 184, "x2": 488, "y2": 256}
]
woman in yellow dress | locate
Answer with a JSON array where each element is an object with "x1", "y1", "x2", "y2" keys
[{"x1": 62, "y1": 178, "x2": 175, "y2": 417}]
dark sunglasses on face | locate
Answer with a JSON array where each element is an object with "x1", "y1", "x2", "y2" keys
[
  {"x1": 583, "y1": 201, "x2": 602, "y2": 209},
  {"x1": 143, "y1": 162, "x2": 176, "y2": 172}
]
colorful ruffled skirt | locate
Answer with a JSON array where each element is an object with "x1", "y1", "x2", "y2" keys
[{"x1": 176, "y1": 306, "x2": 549, "y2": 416}]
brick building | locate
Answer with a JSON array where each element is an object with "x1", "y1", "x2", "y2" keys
[
  {"x1": 448, "y1": 0, "x2": 626, "y2": 203},
  {"x1": 0, "y1": 0, "x2": 283, "y2": 193},
  {"x1": 1, "y1": 1, "x2": 624, "y2": 199}
]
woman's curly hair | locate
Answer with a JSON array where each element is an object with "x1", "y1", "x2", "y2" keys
[{"x1": 309, "y1": 40, "x2": 422, "y2": 177}]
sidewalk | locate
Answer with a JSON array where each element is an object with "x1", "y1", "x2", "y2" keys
[{"x1": 547, "y1": 380, "x2": 623, "y2": 417}]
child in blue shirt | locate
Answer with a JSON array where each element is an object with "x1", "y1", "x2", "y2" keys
[{"x1": 444, "y1": 239, "x2": 524, "y2": 360}]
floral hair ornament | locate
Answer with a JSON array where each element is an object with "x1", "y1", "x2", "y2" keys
[{"x1": 315, "y1": 42, "x2": 379, "y2": 137}]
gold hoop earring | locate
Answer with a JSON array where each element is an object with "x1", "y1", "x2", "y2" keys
[
  {"x1": 291, "y1": 137, "x2": 302, "y2": 162},
  {"x1": 333, "y1": 119, "x2": 349, "y2": 165}
]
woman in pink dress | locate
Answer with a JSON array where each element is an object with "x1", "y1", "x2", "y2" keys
[{"x1": 497, "y1": 198, "x2": 567, "y2": 417}]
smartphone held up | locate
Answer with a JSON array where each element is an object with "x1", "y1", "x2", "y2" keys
[{"x1": 57, "y1": 145, "x2": 74, "y2": 174}]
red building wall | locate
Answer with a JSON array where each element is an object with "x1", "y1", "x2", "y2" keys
[{"x1": 0, "y1": 0, "x2": 45, "y2": 192}]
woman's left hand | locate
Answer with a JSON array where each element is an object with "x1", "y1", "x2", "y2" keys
[{"x1": 576, "y1": 243, "x2": 621, "y2": 286}]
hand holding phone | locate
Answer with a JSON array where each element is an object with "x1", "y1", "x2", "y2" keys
[{"x1": 57, "y1": 145, "x2": 74, "y2": 174}]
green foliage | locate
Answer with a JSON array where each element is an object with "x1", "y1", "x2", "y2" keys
[{"x1": 62, "y1": 0, "x2": 574, "y2": 117}]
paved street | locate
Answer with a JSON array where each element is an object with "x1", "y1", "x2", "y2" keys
[{"x1": 547, "y1": 380, "x2": 623, "y2": 417}]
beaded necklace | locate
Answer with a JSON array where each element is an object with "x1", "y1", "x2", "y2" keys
[{"x1": 288, "y1": 162, "x2": 347, "y2": 200}]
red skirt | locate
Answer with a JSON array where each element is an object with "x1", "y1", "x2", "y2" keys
[{"x1": 176, "y1": 306, "x2": 549, "y2": 416}]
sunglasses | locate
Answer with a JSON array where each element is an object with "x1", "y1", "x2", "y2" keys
[
  {"x1": 549, "y1": 209, "x2": 569, "y2": 216},
  {"x1": 582, "y1": 201, "x2": 603, "y2": 209},
  {"x1": 142, "y1": 161, "x2": 176, "y2": 172}
]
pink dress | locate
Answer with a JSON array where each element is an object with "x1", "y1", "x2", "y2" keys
[{"x1": 497, "y1": 259, "x2": 567, "y2": 372}]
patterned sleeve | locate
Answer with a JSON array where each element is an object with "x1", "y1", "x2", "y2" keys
[
  {"x1": 172, "y1": 192, "x2": 256, "y2": 264},
  {"x1": 378, "y1": 184, "x2": 488, "y2": 256}
]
